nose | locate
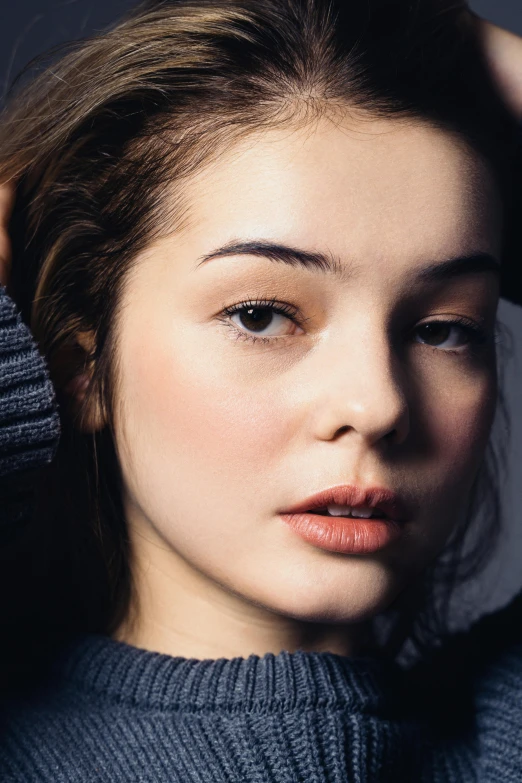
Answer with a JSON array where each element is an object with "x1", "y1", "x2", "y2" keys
[{"x1": 309, "y1": 324, "x2": 410, "y2": 449}]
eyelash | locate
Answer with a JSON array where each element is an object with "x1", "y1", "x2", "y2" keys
[{"x1": 217, "y1": 298, "x2": 495, "y2": 355}]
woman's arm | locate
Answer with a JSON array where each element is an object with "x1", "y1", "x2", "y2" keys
[{"x1": 0, "y1": 183, "x2": 60, "y2": 532}]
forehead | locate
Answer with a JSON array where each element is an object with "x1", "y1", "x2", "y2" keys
[{"x1": 177, "y1": 114, "x2": 502, "y2": 272}]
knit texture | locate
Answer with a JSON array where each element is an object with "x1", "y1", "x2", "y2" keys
[
  {"x1": 0, "y1": 636, "x2": 424, "y2": 782},
  {"x1": 0, "y1": 626, "x2": 521, "y2": 782},
  {"x1": 1, "y1": 139, "x2": 522, "y2": 778},
  {"x1": 0, "y1": 306, "x2": 521, "y2": 783},
  {"x1": 0, "y1": 284, "x2": 60, "y2": 528}
]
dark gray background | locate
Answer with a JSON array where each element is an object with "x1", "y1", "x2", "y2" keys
[{"x1": 0, "y1": 0, "x2": 521, "y2": 625}]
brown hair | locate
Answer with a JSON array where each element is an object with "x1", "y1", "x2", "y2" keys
[{"x1": 0, "y1": 0, "x2": 520, "y2": 679}]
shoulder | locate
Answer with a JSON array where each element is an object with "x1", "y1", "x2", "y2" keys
[
  {"x1": 406, "y1": 590, "x2": 522, "y2": 708},
  {"x1": 0, "y1": 635, "x2": 124, "y2": 783},
  {"x1": 0, "y1": 671, "x2": 123, "y2": 783},
  {"x1": 466, "y1": 593, "x2": 522, "y2": 778},
  {"x1": 404, "y1": 592, "x2": 522, "y2": 779},
  {"x1": 0, "y1": 669, "x2": 83, "y2": 780}
]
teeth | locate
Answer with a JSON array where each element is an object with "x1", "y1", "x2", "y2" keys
[
  {"x1": 326, "y1": 504, "x2": 374, "y2": 518},
  {"x1": 351, "y1": 506, "x2": 375, "y2": 518},
  {"x1": 327, "y1": 504, "x2": 353, "y2": 517}
]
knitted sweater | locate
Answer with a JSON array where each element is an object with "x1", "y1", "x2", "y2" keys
[{"x1": 1, "y1": 275, "x2": 522, "y2": 782}]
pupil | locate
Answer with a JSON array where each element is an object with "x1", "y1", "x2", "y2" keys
[
  {"x1": 420, "y1": 323, "x2": 450, "y2": 345},
  {"x1": 240, "y1": 307, "x2": 273, "y2": 332}
]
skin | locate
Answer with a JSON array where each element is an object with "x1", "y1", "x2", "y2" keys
[
  {"x1": 0, "y1": 15, "x2": 518, "y2": 662},
  {"x1": 86, "y1": 112, "x2": 501, "y2": 661},
  {"x1": 477, "y1": 18, "x2": 522, "y2": 118},
  {"x1": 0, "y1": 184, "x2": 13, "y2": 288},
  {"x1": 0, "y1": 14, "x2": 520, "y2": 286}
]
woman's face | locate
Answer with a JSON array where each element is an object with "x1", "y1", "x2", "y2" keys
[{"x1": 109, "y1": 114, "x2": 502, "y2": 656}]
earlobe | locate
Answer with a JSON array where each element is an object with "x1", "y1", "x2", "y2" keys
[
  {"x1": 63, "y1": 331, "x2": 106, "y2": 433},
  {"x1": 64, "y1": 373, "x2": 89, "y2": 404},
  {"x1": 76, "y1": 330, "x2": 96, "y2": 357},
  {"x1": 64, "y1": 371, "x2": 106, "y2": 433}
]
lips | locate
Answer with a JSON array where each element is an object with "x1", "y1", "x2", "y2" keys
[{"x1": 281, "y1": 484, "x2": 411, "y2": 523}]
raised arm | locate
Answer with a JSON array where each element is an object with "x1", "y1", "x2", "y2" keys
[
  {"x1": 0, "y1": 184, "x2": 60, "y2": 533},
  {"x1": 475, "y1": 15, "x2": 522, "y2": 120}
]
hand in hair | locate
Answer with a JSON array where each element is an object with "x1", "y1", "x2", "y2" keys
[
  {"x1": 475, "y1": 16, "x2": 522, "y2": 119},
  {"x1": 0, "y1": 17, "x2": 519, "y2": 291}
]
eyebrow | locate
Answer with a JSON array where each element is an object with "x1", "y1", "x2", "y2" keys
[{"x1": 195, "y1": 240, "x2": 500, "y2": 284}]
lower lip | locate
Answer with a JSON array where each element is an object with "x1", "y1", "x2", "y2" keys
[{"x1": 279, "y1": 512, "x2": 404, "y2": 554}]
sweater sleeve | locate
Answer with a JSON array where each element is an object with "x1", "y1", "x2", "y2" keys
[
  {"x1": 0, "y1": 284, "x2": 60, "y2": 534},
  {"x1": 401, "y1": 587, "x2": 522, "y2": 780}
]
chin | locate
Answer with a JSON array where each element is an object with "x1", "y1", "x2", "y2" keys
[{"x1": 242, "y1": 561, "x2": 402, "y2": 625}]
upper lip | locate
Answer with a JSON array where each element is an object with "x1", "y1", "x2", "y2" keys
[{"x1": 280, "y1": 484, "x2": 411, "y2": 522}]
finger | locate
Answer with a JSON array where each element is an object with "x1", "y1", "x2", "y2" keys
[{"x1": 0, "y1": 182, "x2": 15, "y2": 287}]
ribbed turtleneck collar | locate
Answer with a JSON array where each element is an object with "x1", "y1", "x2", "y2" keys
[{"x1": 50, "y1": 633, "x2": 406, "y2": 715}]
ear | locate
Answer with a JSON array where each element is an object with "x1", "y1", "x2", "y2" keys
[{"x1": 63, "y1": 331, "x2": 106, "y2": 433}]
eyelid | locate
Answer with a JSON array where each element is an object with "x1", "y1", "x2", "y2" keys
[
  {"x1": 220, "y1": 297, "x2": 307, "y2": 330},
  {"x1": 409, "y1": 314, "x2": 492, "y2": 355},
  {"x1": 217, "y1": 297, "x2": 307, "y2": 344},
  {"x1": 217, "y1": 298, "x2": 494, "y2": 353},
  {"x1": 220, "y1": 296, "x2": 301, "y2": 318}
]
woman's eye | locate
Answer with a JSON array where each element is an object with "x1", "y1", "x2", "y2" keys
[
  {"x1": 232, "y1": 307, "x2": 294, "y2": 336},
  {"x1": 413, "y1": 320, "x2": 489, "y2": 352},
  {"x1": 219, "y1": 300, "x2": 491, "y2": 354},
  {"x1": 220, "y1": 300, "x2": 304, "y2": 343}
]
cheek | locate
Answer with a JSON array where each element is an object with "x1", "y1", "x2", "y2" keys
[
  {"x1": 113, "y1": 325, "x2": 293, "y2": 507},
  {"x1": 416, "y1": 365, "x2": 497, "y2": 547},
  {"x1": 380, "y1": 364, "x2": 498, "y2": 581},
  {"x1": 431, "y1": 368, "x2": 497, "y2": 476}
]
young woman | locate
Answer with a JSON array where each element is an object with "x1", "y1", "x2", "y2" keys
[{"x1": 0, "y1": 0, "x2": 521, "y2": 779}]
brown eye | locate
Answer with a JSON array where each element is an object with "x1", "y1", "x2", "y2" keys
[
  {"x1": 231, "y1": 306, "x2": 298, "y2": 337},
  {"x1": 235, "y1": 307, "x2": 277, "y2": 333},
  {"x1": 416, "y1": 322, "x2": 454, "y2": 347},
  {"x1": 414, "y1": 319, "x2": 489, "y2": 352},
  {"x1": 220, "y1": 298, "x2": 304, "y2": 344}
]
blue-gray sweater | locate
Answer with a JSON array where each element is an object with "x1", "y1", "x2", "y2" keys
[{"x1": 1, "y1": 281, "x2": 522, "y2": 782}]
